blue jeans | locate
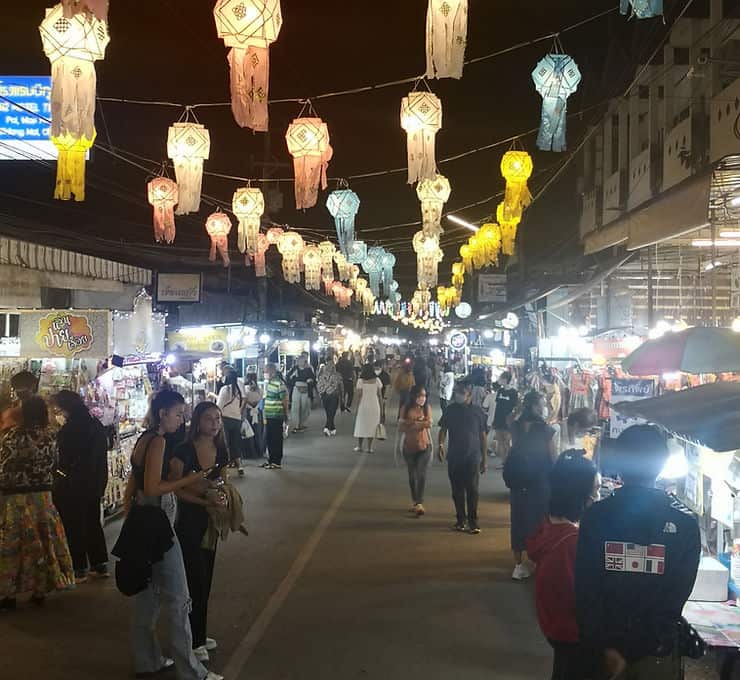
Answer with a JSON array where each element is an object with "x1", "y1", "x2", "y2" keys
[{"x1": 132, "y1": 536, "x2": 207, "y2": 680}]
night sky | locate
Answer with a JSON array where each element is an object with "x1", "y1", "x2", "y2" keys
[{"x1": 1, "y1": 0, "x2": 714, "y2": 292}]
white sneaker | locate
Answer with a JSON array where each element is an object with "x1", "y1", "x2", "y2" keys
[
  {"x1": 330, "y1": 430, "x2": 337, "y2": 436},
  {"x1": 512, "y1": 563, "x2": 532, "y2": 581},
  {"x1": 194, "y1": 645, "x2": 209, "y2": 662},
  {"x1": 323, "y1": 427, "x2": 330, "y2": 436},
  {"x1": 205, "y1": 673, "x2": 224, "y2": 680},
  {"x1": 205, "y1": 637, "x2": 218, "y2": 651}
]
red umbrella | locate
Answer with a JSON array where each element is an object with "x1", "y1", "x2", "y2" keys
[{"x1": 622, "y1": 327, "x2": 740, "y2": 376}]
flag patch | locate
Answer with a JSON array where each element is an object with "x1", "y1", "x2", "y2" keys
[{"x1": 604, "y1": 542, "x2": 665, "y2": 575}]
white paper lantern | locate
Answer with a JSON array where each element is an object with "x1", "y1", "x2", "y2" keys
[
  {"x1": 266, "y1": 226, "x2": 284, "y2": 245},
  {"x1": 361, "y1": 288, "x2": 376, "y2": 315},
  {"x1": 232, "y1": 186, "x2": 264, "y2": 255},
  {"x1": 147, "y1": 177, "x2": 178, "y2": 244},
  {"x1": 400, "y1": 91, "x2": 442, "y2": 184},
  {"x1": 205, "y1": 211, "x2": 232, "y2": 267},
  {"x1": 277, "y1": 231, "x2": 305, "y2": 283},
  {"x1": 413, "y1": 230, "x2": 443, "y2": 289},
  {"x1": 302, "y1": 244, "x2": 322, "y2": 291},
  {"x1": 318, "y1": 241, "x2": 336, "y2": 280},
  {"x1": 349, "y1": 264, "x2": 360, "y2": 291},
  {"x1": 213, "y1": 0, "x2": 282, "y2": 132},
  {"x1": 425, "y1": 0, "x2": 468, "y2": 80},
  {"x1": 326, "y1": 189, "x2": 360, "y2": 255},
  {"x1": 333, "y1": 252, "x2": 351, "y2": 281},
  {"x1": 286, "y1": 117, "x2": 333, "y2": 210},
  {"x1": 416, "y1": 173, "x2": 451, "y2": 237},
  {"x1": 254, "y1": 232, "x2": 269, "y2": 276},
  {"x1": 167, "y1": 122, "x2": 211, "y2": 215}
]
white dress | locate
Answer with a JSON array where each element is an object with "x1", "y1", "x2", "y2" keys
[{"x1": 353, "y1": 379, "x2": 381, "y2": 438}]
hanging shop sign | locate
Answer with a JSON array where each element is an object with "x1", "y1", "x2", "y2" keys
[
  {"x1": 593, "y1": 329, "x2": 643, "y2": 361},
  {"x1": 609, "y1": 378, "x2": 655, "y2": 439},
  {"x1": 156, "y1": 273, "x2": 202, "y2": 304},
  {"x1": 167, "y1": 327, "x2": 228, "y2": 355},
  {"x1": 448, "y1": 331, "x2": 468, "y2": 351},
  {"x1": 477, "y1": 274, "x2": 507, "y2": 304},
  {"x1": 113, "y1": 291, "x2": 166, "y2": 358}
]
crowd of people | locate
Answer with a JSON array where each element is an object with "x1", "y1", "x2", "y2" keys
[{"x1": 0, "y1": 350, "x2": 704, "y2": 680}]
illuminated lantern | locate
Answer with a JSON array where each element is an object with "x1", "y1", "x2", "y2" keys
[
  {"x1": 349, "y1": 264, "x2": 360, "y2": 290},
  {"x1": 301, "y1": 244, "x2": 322, "y2": 291},
  {"x1": 413, "y1": 231, "x2": 444, "y2": 289},
  {"x1": 205, "y1": 211, "x2": 232, "y2": 267},
  {"x1": 326, "y1": 189, "x2": 360, "y2": 255},
  {"x1": 285, "y1": 117, "x2": 333, "y2": 210},
  {"x1": 322, "y1": 276, "x2": 335, "y2": 295},
  {"x1": 334, "y1": 251, "x2": 351, "y2": 281},
  {"x1": 347, "y1": 240, "x2": 368, "y2": 265},
  {"x1": 147, "y1": 177, "x2": 178, "y2": 244},
  {"x1": 361, "y1": 288, "x2": 375, "y2": 315},
  {"x1": 425, "y1": 0, "x2": 468, "y2": 80},
  {"x1": 62, "y1": 1, "x2": 109, "y2": 21},
  {"x1": 459, "y1": 243, "x2": 473, "y2": 273},
  {"x1": 332, "y1": 282, "x2": 353, "y2": 309},
  {"x1": 167, "y1": 122, "x2": 211, "y2": 214},
  {"x1": 532, "y1": 52, "x2": 581, "y2": 152},
  {"x1": 381, "y1": 251, "x2": 396, "y2": 295},
  {"x1": 318, "y1": 241, "x2": 336, "y2": 280},
  {"x1": 40, "y1": 3, "x2": 110, "y2": 201},
  {"x1": 620, "y1": 0, "x2": 662, "y2": 19},
  {"x1": 478, "y1": 223, "x2": 501, "y2": 265},
  {"x1": 355, "y1": 278, "x2": 368, "y2": 299},
  {"x1": 277, "y1": 231, "x2": 304, "y2": 283},
  {"x1": 411, "y1": 288, "x2": 432, "y2": 317},
  {"x1": 400, "y1": 91, "x2": 442, "y2": 184},
  {"x1": 496, "y1": 202, "x2": 520, "y2": 256},
  {"x1": 500, "y1": 151, "x2": 533, "y2": 222},
  {"x1": 254, "y1": 232, "x2": 269, "y2": 276},
  {"x1": 363, "y1": 246, "x2": 385, "y2": 297},
  {"x1": 451, "y1": 261, "x2": 465, "y2": 290},
  {"x1": 232, "y1": 186, "x2": 264, "y2": 256},
  {"x1": 213, "y1": 0, "x2": 283, "y2": 132},
  {"x1": 266, "y1": 226, "x2": 284, "y2": 245},
  {"x1": 417, "y1": 173, "x2": 451, "y2": 237}
]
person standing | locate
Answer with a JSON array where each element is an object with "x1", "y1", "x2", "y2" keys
[
  {"x1": 336, "y1": 351, "x2": 355, "y2": 412},
  {"x1": 317, "y1": 359, "x2": 343, "y2": 437},
  {"x1": 216, "y1": 371, "x2": 245, "y2": 477},
  {"x1": 438, "y1": 362, "x2": 455, "y2": 412},
  {"x1": 492, "y1": 371, "x2": 519, "y2": 466},
  {"x1": 1, "y1": 369, "x2": 39, "y2": 430},
  {"x1": 51, "y1": 390, "x2": 109, "y2": 583},
  {"x1": 243, "y1": 373, "x2": 263, "y2": 459},
  {"x1": 262, "y1": 364, "x2": 289, "y2": 470},
  {"x1": 506, "y1": 391, "x2": 558, "y2": 580},
  {"x1": 353, "y1": 364, "x2": 382, "y2": 454},
  {"x1": 413, "y1": 356, "x2": 431, "y2": 394},
  {"x1": 287, "y1": 353, "x2": 315, "y2": 433},
  {"x1": 374, "y1": 360, "x2": 391, "y2": 427},
  {"x1": 575, "y1": 425, "x2": 701, "y2": 680},
  {"x1": 0, "y1": 397, "x2": 74, "y2": 609},
  {"x1": 399, "y1": 384, "x2": 433, "y2": 517},
  {"x1": 170, "y1": 402, "x2": 228, "y2": 663},
  {"x1": 393, "y1": 363, "x2": 415, "y2": 420},
  {"x1": 527, "y1": 452, "x2": 600, "y2": 680},
  {"x1": 437, "y1": 381, "x2": 488, "y2": 534}
]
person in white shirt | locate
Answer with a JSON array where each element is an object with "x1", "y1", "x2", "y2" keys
[
  {"x1": 216, "y1": 371, "x2": 245, "y2": 476},
  {"x1": 439, "y1": 363, "x2": 455, "y2": 412}
]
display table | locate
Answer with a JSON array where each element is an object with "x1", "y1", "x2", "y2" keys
[{"x1": 684, "y1": 601, "x2": 740, "y2": 679}]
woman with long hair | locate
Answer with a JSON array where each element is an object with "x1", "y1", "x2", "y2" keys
[
  {"x1": 124, "y1": 390, "x2": 221, "y2": 680},
  {"x1": 0, "y1": 397, "x2": 74, "y2": 609},
  {"x1": 398, "y1": 384, "x2": 433, "y2": 517},
  {"x1": 353, "y1": 364, "x2": 382, "y2": 454},
  {"x1": 170, "y1": 402, "x2": 229, "y2": 663},
  {"x1": 216, "y1": 370, "x2": 245, "y2": 477},
  {"x1": 317, "y1": 358, "x2": 343, "y2": 437},
  {"x1": 51, "y1": 390, "x2": 109, "y2": 583}
]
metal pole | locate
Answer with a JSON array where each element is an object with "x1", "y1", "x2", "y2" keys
[
  {"x1": 647, "y1": 247, "x2": 654, "y2": 329},
  {"x1": 711, "y1": 222, "x2": 717, "y2": 326}
]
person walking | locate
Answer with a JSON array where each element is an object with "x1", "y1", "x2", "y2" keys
[
  {"x1": 216, "y1": 371, "x2": 245, "y2": 477},
  {"x1": 317, "y1": 359, "x2": 343, "y2": 437},
  {"x1": 243, "y1": 373, "x2": 263, "y2": 459},
  {"x1": 120, "y1": 390, "x2": 221, "y2": 680},
  {"x1": 51, "y1": 390, "x2": 110, "y2": 583},
  {"x1": 353, "y1": 364, "x2": 382, "y2": 454},
  {"x1": 287, "y1": 353, "x2": 315, "y2": 433},
  {"x1": 413, "y1": 356, "x2": 431, "y2": 394},
  {"x1": 336, "y1": 351, "x2": 355, "y2": 412},
  {"x1": 170, "y1": 402, "x2": 229, "y2": 664},
  {"x1": 437, "y1": 381, "x2": 488, "y2": 534},
  {"x1": 505, "y1": 391, "x2": 558, "y2": 581},
  {"x1": 0, "y1": 397, "x2": 74, "y2": 610},
  {"x1": 438, "y1": 362, "x2": 455, "y2": 412},
  {"x1": 575, "y1": 425, "x2": 701, "y2": 680},
  {"x1": 262, "y1": 364, "x2": 289, "y2": 470},
  {"x1": 527, "y1": 452, "x2": 600, "y2": 680},
  {"x1": 374, "y1": 360, "x2": 391, "y2": 430},
  {"x1": 492, "y1": 371, "x2": 519, "y2": 466},
  {"x1": 393, "y1": 363, "x2": 415, "y2": 420},
  {"x1": 399, "y1": 384, "x2": 433, "y2": 517}
]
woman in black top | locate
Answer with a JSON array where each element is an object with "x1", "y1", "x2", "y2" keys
[{"x1": 170, "y1": 402, "x2": 229, "y2": 663}]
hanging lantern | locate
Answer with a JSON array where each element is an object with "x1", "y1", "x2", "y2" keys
[
  {"x1": 411, "y1": 288, "x2": 432, "y2": 317},
  {"x1": 532, "y1": 52, "x2": 581, "y2": 152},
  {"x1": 213, "y1": 0, "x2": 283, "y2": 132},
  {"x1": 425, "y1": 0, "x2": 468, "y2": 80},
  {"x1": 459, "y1": 244, "x2": 473, "y2": 274},
  {"x1": 416, "y1": 173, "x2": 451, "y2": 237},
  {"x1": 496, "y1": 202, "x2": 520, "y2": 256},
  {"x1": 361, "y1": 288, "x2": 376, "y2": 315},
  {"x1": 167, "y1": 122, "x2": 211, "y2": 214},
  {"x1": 355, "y1": 278, "x2": 368, "y2": 299},
  {"x1": 61, "y1": 1, "x2": 109, "y2": 21},
  {"x1": 326, "y1": 189, "x2": 360, "y2": 255},
  {"x1": 362, "y1": 247, "x2": 385, "y2": 297},
  {"x1": 266, "y1": 226, "x2": 284, "y2": 245},
  {"x1": 413, "y1": 231, "x2": 443, "y2": 290},
  {"x1": 322, "y1": 275, "x2": 335, "y2": 295},
  {"x1": 349, "y1": 264, "x2": 360, "y2": 290},
  {"x1": 205, "y1": 211, "x2": 232, "y2": 267},
  {"x1": 500, "y1": 151, "x2": 533, "y2": 222},
  {"x1": 277, "y1": 231, "x2": 304, "y2": 283},
  {"x1": 468, "y1": 234, "x2": 487, "y2": 270},
  {"x1": 478, "y1": 223, "x2": 502, "y2": 266},
  {"x1": 451, "y1": 261, "x2": 465, "y2": 290},
  {"x1": 254, "y1": 232, "x2": 270, "y2": 276},
  {"x1": 332, "y1": 282, "x2": 353, "y2": 309},
  {"x1": 334, "y1": 251, "x2": 351, "y2": 281},
  {"x1": 40, "y1": 3, "x2": 110, "y2": 201},
  {"x1": 347, "y1": 240, "x2": 368, "y2": 265},
  {"x1": 318, "y1": 241, "x2": 336, "y2": 280},
  {"x1": 232, "y1": 186, "x2": 264, "y2": 256},
  {"x1": 381, "y1": 251, "x2": 396, "y2": 295},
  {"x1": 285, "y1": 117, "x2": 333, "y2": 210},
  {"x1": 620, "y1": 0, "x2": 662, "y2": 19},
  {"x1": 147, "y1": 177, "x2": 179, "y2": 244},
  {"x1": 400, "y1": 91, "x2": 442, "y2": 184},
  {"x1": 301, "y1": 244, "x2": 322, "y2": 291}
]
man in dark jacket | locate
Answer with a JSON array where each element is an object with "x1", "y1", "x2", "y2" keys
[{"x1": 575, "y1": 425, "x2": 700, "y2": 680}]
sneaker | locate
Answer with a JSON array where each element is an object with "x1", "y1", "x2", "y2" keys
[
  {"x1": 353, "y1": 446, "x2": 362, "y2": 452},
  {"x1": 409, "y1": 504, "x2": 418, "y2": 514},
  {"x1": 323, "y1": 427, "x2": 330, "y2": 436},
  {"x1": 512, "y1": 563, "x2": 532, "y2": 580},
  {"x1": 330, "y1": 430, "x2": 337, "y2": 436},
  {"x1": 74, "y1": 570, "x2": 88, "y2": 584},
  {"x1": 468, "y1": 522, "x2": 481, "y2": 534},
  {"x1": 193, "y1": 645, "x2": 209, "y2": 662},
  {"x1": 415, "y1": 504, "x2": 425, "y2": 517},
  {"x1": 271, "y1": 463, "x2": 282, "y2": 469},
  {"x1": 260, "y1": 462, "x2": 272, "y2": 469},
  {"x1": 452, "y1": 522, "x2": 467, "y2": 532},
  {"x1": 204, "y1": 673, "x2": 224, "y2": 680},
  {"x1": 205, "y1": 637, "x2": 218, "y2": 651},
  {"x1": 367, "y1": 448, "x2": 375, "y2": 454}
]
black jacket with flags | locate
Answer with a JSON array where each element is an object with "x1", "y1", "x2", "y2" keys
[{"x1": 575, "y1": 485, "x2": 700, "y2": 663}]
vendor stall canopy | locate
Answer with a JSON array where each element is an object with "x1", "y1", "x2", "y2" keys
[{"x1": 614, "y1": 382, "x2": 740, "y2": 453}]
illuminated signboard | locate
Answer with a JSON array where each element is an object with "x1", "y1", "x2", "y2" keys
[{"x1": 0, "y1": 76, "x2": 54, "y2": 161}]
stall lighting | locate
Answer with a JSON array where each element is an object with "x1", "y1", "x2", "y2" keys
[
  {"x1": 731, "y1": 196, "x2": 740, "y2": 207},
  {"x1": 259, "y1": 333, "x2": 271, "y2": 344},
  {"x1": 447, "y1": 215, "x2": 479, "y2": 232},
  {"x1": 659, "y1": 449, "x2": 689, "y2": 480},
  {"x1": 489, "y1": 349, "x2": 506, "y2": 364},
  {"x1": 704, "y1": 260, "x2": 722, "y2": 271},
  {"x1": 692, "y1": 239, "x2": 740, "y2": 247},
  {"x1": 720, "y1": 231, "x2": 740, "y2": 238},
  {"x1": 577, "y1": 325, "x2": 589, "y2": 336},
  {"x1": 732, "y1": 318, "x2": 740, "y2": 333},
  {"x1": 429, "y1": 338, "x2": 439, "y2": 346},
  {"x1": 165, "y1": 353, "x2": 176, "y2": 366}
]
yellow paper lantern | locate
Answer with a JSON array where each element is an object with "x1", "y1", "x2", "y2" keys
[
  {"x1": 478, "y1": 223, "x2": 501, "y2": 266},
  {"x1": 147, "y1": 177, "x2": 179, "y2": 244},
  {"x1": 400, "y1": 91, "x2": 442, "y2": 184},
  {"x1": 334, "y1": 251, "x2": 351, "y2": 281},
  {"x1": 51, "y1": 132, "x2": 95, "y2": 202},
  {"x1": 167, "y1": 122, "x2": 211, "y2": 215},
  {"x1": 496, "y1": 202, "x2": 520, "y2": 256},
  {"x1": 277, "y1": 231, "x2": 305, "y2": 284},
  {"x1": 459, "y1": 244, "x2": 473, "y2": 274},
  {"x1": 451, "y1": 261, "x2": 465, "y2": 290},
  {"x1": 349, "y1": 264, "x2": 360, "y2": 290},
  {"x1": 205, "y1": 211, "x2": 232, "y2": 267},
  {"x1": 500, "y1": 150, "x2": 533, "y2": 222},
  {"x1": 285, "y1": 117, "x2": 333, "y2": 210},
  {"x1": 362, "y1": 288, "x2": 376, "y2": 315},
  {"x1": 232, "y1": 186, "x2": 264, "y2": 256},
  {"x1": 469, "y1": 234, "x2": 486, "y2": 270}
]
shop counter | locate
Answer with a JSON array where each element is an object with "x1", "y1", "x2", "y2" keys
[{"x1": 684, "y1": 601, "x2": 740, "y2": 679}]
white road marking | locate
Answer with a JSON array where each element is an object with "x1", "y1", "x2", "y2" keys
[{"x1": 222, "y1": 454, "x2": 368, "y2": 678}]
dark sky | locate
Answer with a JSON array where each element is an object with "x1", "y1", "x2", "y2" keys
[{"x1": 1, "y1": 0, "x2": 709, "y2": 291}]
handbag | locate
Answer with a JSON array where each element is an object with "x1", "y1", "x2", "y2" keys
[
  {"x1": 376, "y1": 423, "x2": 387, "y2": 440},
  {"x1": 241, "y1": 418, "x2": 254, "y2": 439}
]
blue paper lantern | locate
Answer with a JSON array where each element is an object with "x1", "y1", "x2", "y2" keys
[
  {"x1": 532, "y1": 53, "x2": 581, "y2": 152},
  {"x1": 326, "y1": 189, "x2": 360, "y2": 256},
  {"x1": 347, "y1": 239, "x2": 368, "y2": 265},
  {"x1": 620, "y1": 0, "x2": 662, "y2": 19}
]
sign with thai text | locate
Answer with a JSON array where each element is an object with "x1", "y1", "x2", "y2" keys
[
  {"x1": 156, "y1": 273, "x2": 202, "y2": 303},
  {"x1": 0, "y1": 76, "x2": 55, "y2": 161},
  {"x1": 609, "y1": 378, "x2": 655, "y2": 438}
]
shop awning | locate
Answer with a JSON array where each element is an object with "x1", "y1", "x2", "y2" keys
[
  {"x1": 583, "y1": 172, "x2": 712, "y2": 255},
  {"x1": 613, "y1": 382, "x2": 740, "y2": 452}
]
